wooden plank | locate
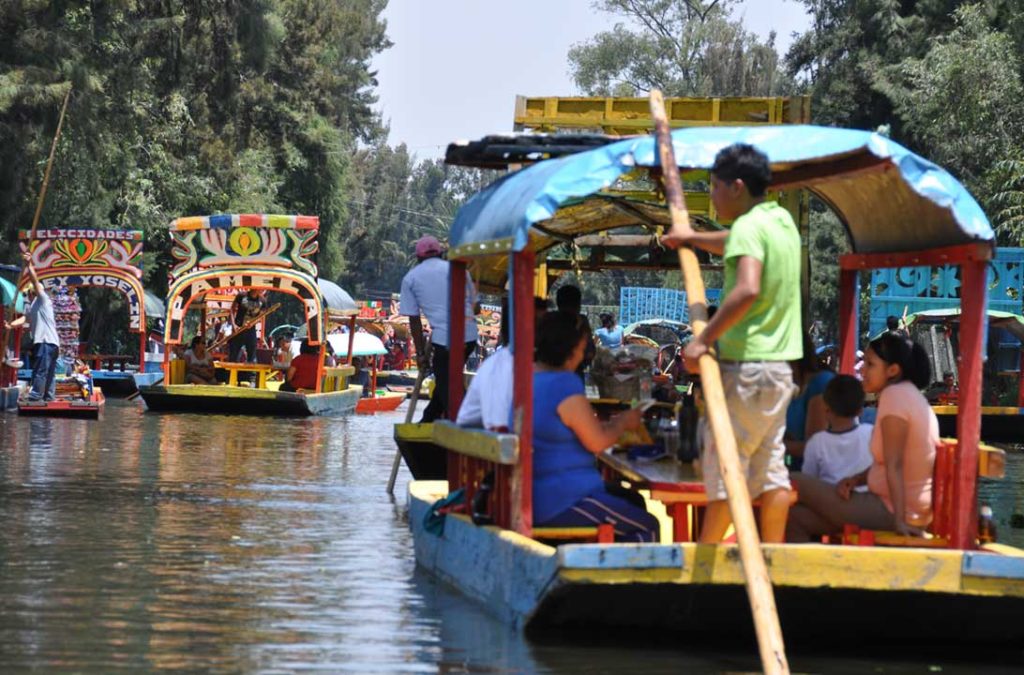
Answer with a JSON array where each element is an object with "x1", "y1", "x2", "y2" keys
[
  {"x1": 430, "y1": 420, "x2": 519, "y2": 465},
  {"x1": 839, "y1": 243, "x2": 993, "y2": 271}
]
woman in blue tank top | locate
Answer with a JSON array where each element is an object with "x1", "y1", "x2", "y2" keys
[{"x1": 532, "y1": 311, "x2": 659, "y2": 542}]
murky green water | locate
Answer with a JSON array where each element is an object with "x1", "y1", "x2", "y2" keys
[{"x1": 0, "y1": 401, "x2": 1021, "y2": 672}]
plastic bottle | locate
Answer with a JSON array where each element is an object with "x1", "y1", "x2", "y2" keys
[
  {"x1": 676, "y1": 390, "x2": 700, "y2": 462},
  {"x1": 978, "y1": 504, "x2": 997, "y2": 544}
]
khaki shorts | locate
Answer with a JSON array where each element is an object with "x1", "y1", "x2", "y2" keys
[{"x1": 701, "y1": 361, "x2": 796, "y2": 501}]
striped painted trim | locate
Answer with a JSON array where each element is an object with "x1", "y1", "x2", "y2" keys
[{"x1": 169, "y1": 214, "x2": 320, "y2": 231}]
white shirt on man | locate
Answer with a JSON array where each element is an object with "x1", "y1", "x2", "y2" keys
[
  {"x1": 802, "y1": 423, "x2": 874, "y2": 485},
  {"x1": 27, "y1": 289, "x2": 59, "y2": 346},
  {"x1": 456, "y1": 346, "x2": 513, "y2": 430},
  {"x1": 399, "y1": 256, "x2": 478, "y2": 348}
]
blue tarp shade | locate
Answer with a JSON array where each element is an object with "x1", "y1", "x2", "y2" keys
[
  {"x1": 0, "y1": 277, "x2": 26, "y2": 313},
  {"x1": 318, "y1": 279, "x2": 358, "y2": 316},
  {"x1": 450, "y1": 125, "x2": 993, "y2": 262}
]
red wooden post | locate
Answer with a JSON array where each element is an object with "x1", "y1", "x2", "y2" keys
[
  {"x1": 346, "y1": 315, "x2": 356, "y2": 365},
  {"x1": 838, "y1": 267, "x2": 859, "y2": 376},
  {"x1": 447, "y1": 260, "x2": 467, "y2": 421},
  {"x1": 511, "y1": 251, "x2": 535, "y2": 536},
  {"x1": 951, "y1": 259, "x2": 987, "y2": 549}
]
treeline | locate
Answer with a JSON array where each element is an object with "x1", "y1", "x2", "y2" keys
[{"x1": 4, "y1": 1, "x2": 1024, "y2": 348}]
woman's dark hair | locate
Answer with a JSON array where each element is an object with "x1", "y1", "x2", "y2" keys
[
  {"x1": 599, "y1": 312, "x2": 613, "y2": 328},
  {"x1": 868, "y1": 333, "x2": 931, "y2": 389},
  {"x1": 190, "y1": 335, "x2": 202, "y2": 349},
  {"x1": 794, "y1": 331, "x2": 824, "y2": 381},
  {"x1": 536, "y1": 310, "x2": 588, "y2": 368},
  {"x1": 299, "y1": 339, "x2": 319, "y2": 356},
  {"x1": 711, "y1": 143, "x2": 771, "y2": 197}
]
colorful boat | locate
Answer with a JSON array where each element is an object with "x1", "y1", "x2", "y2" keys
[
  {"x1": 138, "y1": 214, "x2": 362, "y2": 416},
  {"x1": 895, "y1": 308, "x2": 1024, "y2": 442},
  {"x1": 405, "y1": 125, "x2": 1024, "y2": 653},
  {"x1": 15, "y1": 228, "x2": 157, "y2": 412}
]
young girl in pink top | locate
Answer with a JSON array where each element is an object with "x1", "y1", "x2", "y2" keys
[{"x1": 787, "y1": 333, "x2": 939, "y2": 541}]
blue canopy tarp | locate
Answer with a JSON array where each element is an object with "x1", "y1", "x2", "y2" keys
[
  {"x1": 0, "y1": 276, "x2": 26, "y2": 313},
  {"x1": 448, "y1": 126, "x2": 993, "y2": 289},
  {"x1": 318, "y1": 279, "x2": 358, "y2": 317}
]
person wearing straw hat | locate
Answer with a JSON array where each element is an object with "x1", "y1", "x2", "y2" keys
[{"x1": 400, "y1": 235, "x2": 479, "y2": 423}]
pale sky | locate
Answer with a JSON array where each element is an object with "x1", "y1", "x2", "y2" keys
[{"x1": 371, "y1": 0, "x2": 813, "y2": 159}]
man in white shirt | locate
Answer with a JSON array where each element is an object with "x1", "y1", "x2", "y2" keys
[
  {"x1": 457, "y1": 299, "x2": 512, "y2": 430},
  {"x1": 4, "y1": 252, "x2": 60, "y2": 401},
  {"x1": 400, "y1": 235, "x2": 478, "y2": 422}
]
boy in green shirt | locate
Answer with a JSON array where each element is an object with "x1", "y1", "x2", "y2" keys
[{"x1": 662, "y1": 143, "x2": 802, "y2": 543}]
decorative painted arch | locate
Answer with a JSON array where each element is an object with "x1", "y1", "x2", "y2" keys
[
  {"x1": 165, "y1": 266, "x2": 324, "y2": 346},
  {"x1": 19, "y1": 230, "x2": 147, "y2": 333}
]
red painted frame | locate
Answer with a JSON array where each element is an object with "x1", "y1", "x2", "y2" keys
[{"x1": 838, "y1": 243, "x2": 993, "y2": 549}]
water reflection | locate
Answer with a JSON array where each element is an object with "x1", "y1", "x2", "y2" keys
[{"x1": 0, "y1": 403, "x2": 1022, "y2": 672}]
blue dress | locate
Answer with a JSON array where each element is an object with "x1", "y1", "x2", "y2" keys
[{"x1": 532, "y1": 371, "x2": 604, "y2": 523}]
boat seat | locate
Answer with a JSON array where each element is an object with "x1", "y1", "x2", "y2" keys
[
  {"x1": 533, "y1": 524, "x2": 614, "y2": 544},
  {"x1": 831, "y1": 439, "x2": 1004, "y2": 548}
]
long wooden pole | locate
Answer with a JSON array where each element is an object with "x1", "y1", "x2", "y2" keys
[
  {"x1": 649, "y1": 90, "x2": 789, "y2": 675},
  {"x1": 28, "y1": 86, "x2": 73, "y2": 242},
  {"x1": 386, "y1": 361, "x2": 429, "y2": 494}
]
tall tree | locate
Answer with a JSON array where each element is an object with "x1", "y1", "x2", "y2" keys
[{"x1": 569, "y1": 0, "x2": 792, "y2": 96}]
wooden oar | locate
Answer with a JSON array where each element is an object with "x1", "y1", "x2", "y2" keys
[
  {"x1": 649, "y1": 90, "x2": 789, "y2": 675},
  {"x1": 207, "y1": 302, "x2": 281, "y2": 352},
  {"x1": 386, "y1": 360, "x2": 429, "y2": 494}
]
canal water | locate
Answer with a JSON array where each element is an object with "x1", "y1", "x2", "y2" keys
[{"x1": 1, "y1": 400, "x2": 1021, "y2": 673}]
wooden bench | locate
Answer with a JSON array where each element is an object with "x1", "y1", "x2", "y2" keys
[
  {"x1": 836, "y1": 440, "x2": 1005, "y2": 548},
  {"x1": 533, "y1": 524, "x2": 614, "y2": 544}
]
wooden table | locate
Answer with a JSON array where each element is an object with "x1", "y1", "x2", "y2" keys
[
  {"x1": 213, "y1": 361, "x2": 275, "y2": 388},
  {"x1": 86, "y1": 354, "x2": 133, "y2": 371},
  {"x1": 598, "y1": 449, "x2": 707, "y2": 542}
]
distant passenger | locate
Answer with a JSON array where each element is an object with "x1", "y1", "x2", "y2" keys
[
  {"x1": 184, "y1": 336, "x2": 217, "y2": 385},
  {"x1": 555, "y1": 284, "x2": 594, "y2": 380},
  {"x1": 228, "y1": 289, "x2": 266, "y2": 364},
  {"x1": 281, "y1": 340, "x2": 319, "y2": 393},
  {"x1": 594, "y1": 312, "x2": 624, "y2": 349},
  {"x1": 531, "y1": 311, "x2": 659, "y2": 542}
]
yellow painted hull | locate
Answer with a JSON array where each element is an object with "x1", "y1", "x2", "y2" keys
[
  {"x1": 409, "y1": 480, "x2": 1024, "y2": 650},
  {"x1": 139, "y1": 383, "x2": 361, "y2": 416}
]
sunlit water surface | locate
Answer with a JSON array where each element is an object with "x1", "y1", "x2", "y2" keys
[{"x1": 0, "y1": 400, "x2": 1021, "y2": 673}]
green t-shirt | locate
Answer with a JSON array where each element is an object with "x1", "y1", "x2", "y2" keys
[{"x1": 718, "y1": 201, "x2": 802, "y2": 361}]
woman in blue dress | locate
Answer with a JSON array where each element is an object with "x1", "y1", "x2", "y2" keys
[{"x1": 532, "y1": 311, "x2": 660, "y2": 542}]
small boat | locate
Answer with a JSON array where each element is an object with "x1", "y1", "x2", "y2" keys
[
  {"x1": 15, "y1": 227, "x2": 150, "y2": 410},
  {"x1": 138, "y1": 214, "x2": 363, "y2": 416},
  {"x1": 405, "y1": 121, "x2": 1024, "y2": 654},
  {"x1": 18, "y1": 387, "x2": 105, "y2": 419},
  {"x1": 307, "y1": 331, "x2": 405, "y2": 414},
  {"x1": 894, "y1": 308, "x2": 1024, "y2": 442}
]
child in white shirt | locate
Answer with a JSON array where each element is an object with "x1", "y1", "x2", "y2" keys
[{"x1": 801, "y1": 374, "x2": 873, "y2": 486}]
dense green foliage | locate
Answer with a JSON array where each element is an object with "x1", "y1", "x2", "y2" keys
[
  {"x1": 5, "y1": 0, "x2": 1024, "y2": 349},
  {"x1": 569, "y1": 0, "x2": 792, "y2": 97}
]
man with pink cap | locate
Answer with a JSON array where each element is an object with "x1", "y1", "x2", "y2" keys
[{"x1": 400, "y1": 235, "x2": 479, "y2": 422}]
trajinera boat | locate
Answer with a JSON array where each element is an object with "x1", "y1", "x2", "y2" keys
[
  {"x1": 15, "y1": 228, "x2": 158, "y2": 416},
  {"x1": 138, "y1": 214, "x2": 362, "y2": 415},
  {"x1": 405, "y1": 125, "x2": 1024, "y2": 654},
  {"x1": 896, "y1": 307, "x2": 1024, "y2": 442}
]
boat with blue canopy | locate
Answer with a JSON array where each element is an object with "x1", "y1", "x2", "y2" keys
[{"x1": 405, "y1": 124, "x2": 1024, "y2": 653}]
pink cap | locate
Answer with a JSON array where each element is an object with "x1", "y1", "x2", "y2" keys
[{"x1": 415, "y1": 235, "x2": 443, "y2": 258}]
